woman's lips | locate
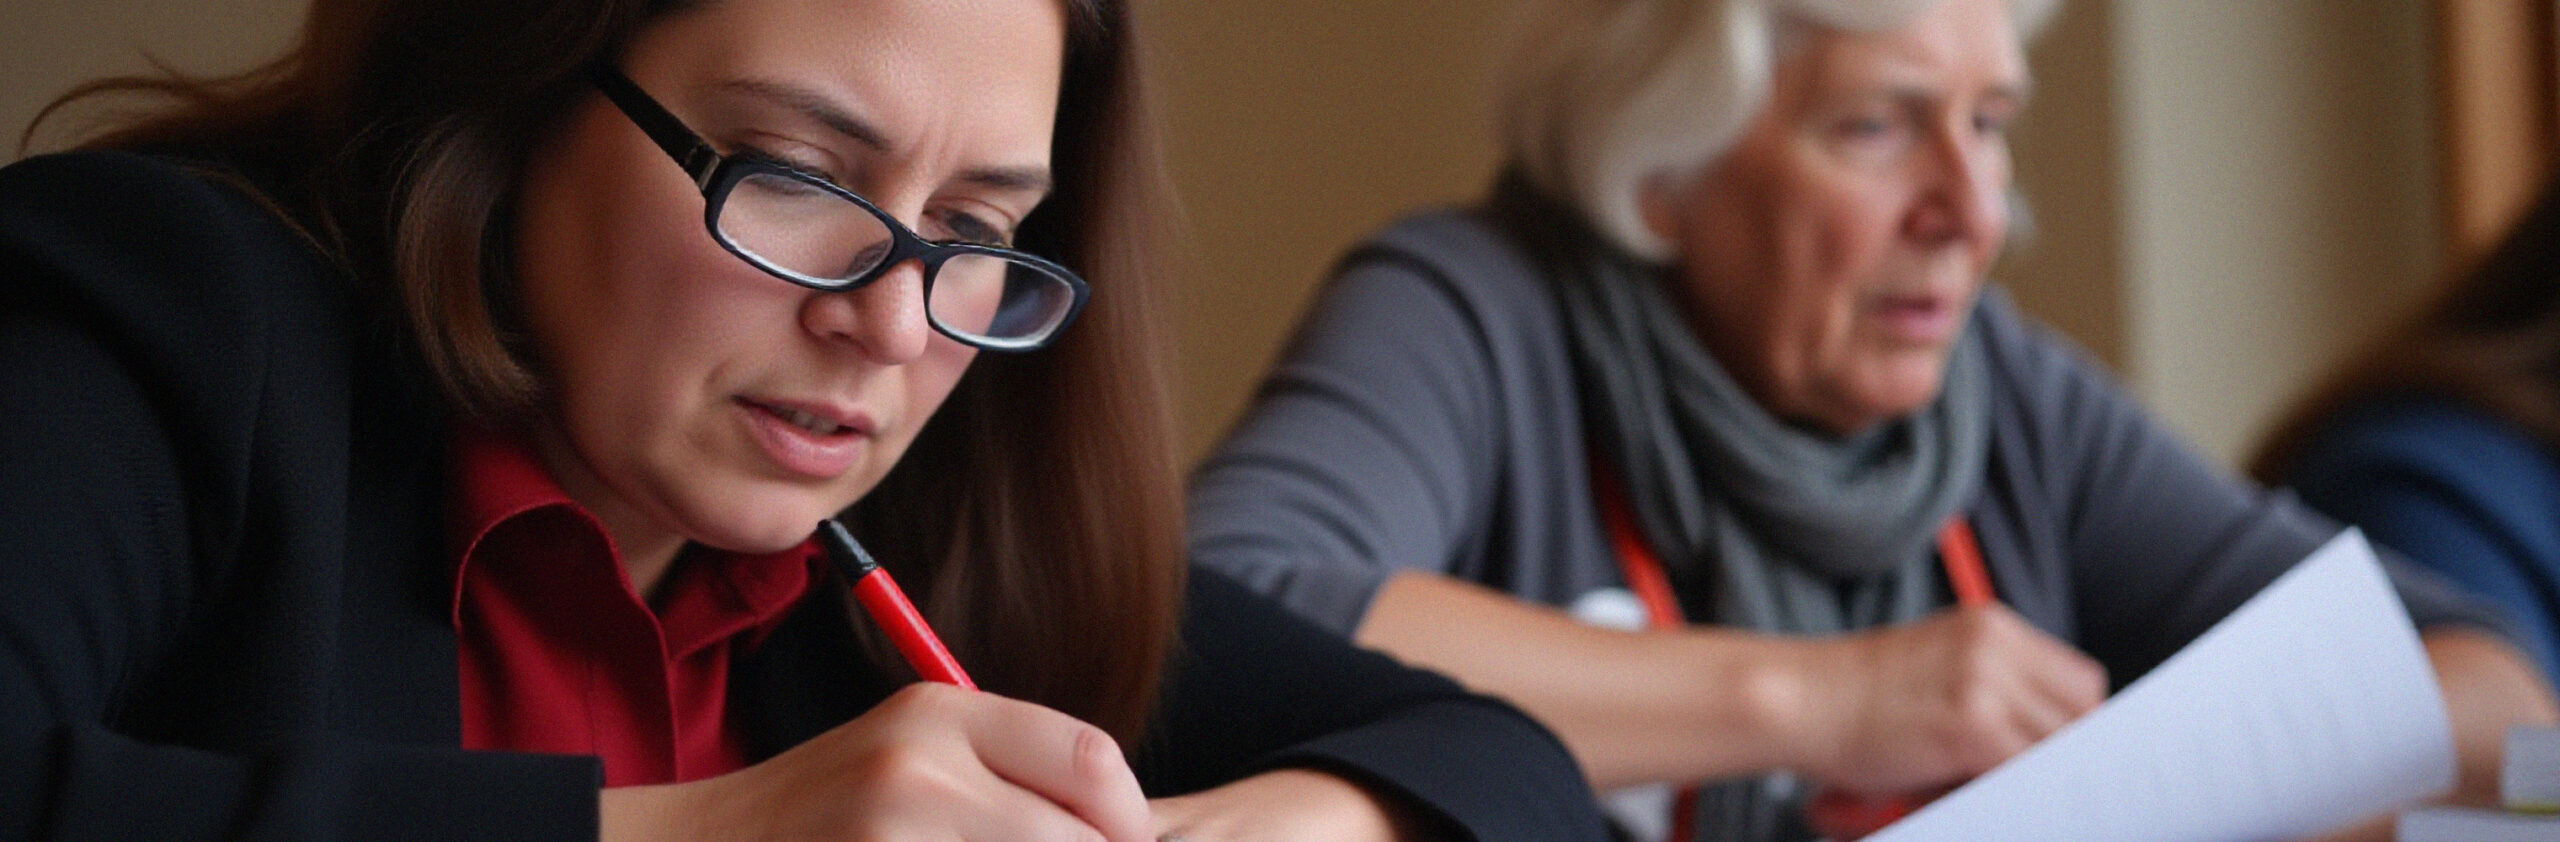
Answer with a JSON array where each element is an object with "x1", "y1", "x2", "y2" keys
[
  {"x1": 1865, "y1": 294, "x2": 1963, "y2": 345},
  {"x1": 737, "y1": 398, "x2": 871, "y2": 479}
]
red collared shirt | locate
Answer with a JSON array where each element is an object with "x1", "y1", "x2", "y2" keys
[{"x1": 448, "y1": 430, "x2": 820, "y2": 786}]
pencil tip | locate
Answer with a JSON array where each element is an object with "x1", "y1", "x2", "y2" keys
[{"x1": 815, "y1": 519, "x2": 878, "y2": 575}]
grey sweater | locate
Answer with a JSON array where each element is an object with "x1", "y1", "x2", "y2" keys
[{"x1": 1190, "y1": 205, "x2": 2510, "y2": 689}]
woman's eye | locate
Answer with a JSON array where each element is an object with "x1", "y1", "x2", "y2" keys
[
  {"x1": 1819, "y1": 106, "x2": 1923, "y2": 164},
  {"x1": 1832, "y1": 113, "x2": 1903, "y2": 142},
  {"x1": 771, "y1": 160, "x2": 841, "y2": 187},
  {"x1": 733, "y1": 142, "x2": 841, "y2": 182},
  {"x1": 759, "y1": 172, "x2": 837, "y2": 198},
  {"x1": 1975, "y1": 112, "x2": 2019, "y2": 141},
  {"x1": 932, "y1": 210, "x2": 1012, "y2": 247}
]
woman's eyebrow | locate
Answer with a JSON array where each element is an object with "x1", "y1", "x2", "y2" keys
[
  {"x1": 960, "y1": 166, "x2": 1051, "y2": 197},
  {"x1": 714, "y1": 77, "x2": 891, "y2": 153},
  {"x1": 712, "y1": 77, "x2": 1052, "y2": 198}
]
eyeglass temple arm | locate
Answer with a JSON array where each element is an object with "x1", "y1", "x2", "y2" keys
[{"x1": 586, "y1": 65, "x2": 721, "y2": 189}]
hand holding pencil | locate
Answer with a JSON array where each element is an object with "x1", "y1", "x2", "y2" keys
[
  {"x1": 1795, "y1": 603, "x2": 2107, "y2": 838},
  {"x1": 601, "y1": 521, "x2": 1159, "y2": 842}
]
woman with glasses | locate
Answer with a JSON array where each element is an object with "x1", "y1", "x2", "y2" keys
[{"x1": 0, "y1": 0, "x2": 1605, "y2": 839}]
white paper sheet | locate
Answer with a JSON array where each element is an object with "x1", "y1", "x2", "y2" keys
[{"x1": 1861, "y1": 529, "x2": 2454, "y2": 842}]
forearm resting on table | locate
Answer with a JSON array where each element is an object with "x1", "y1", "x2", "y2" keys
[
  {"x1": 2301, "y1": 628, "x2": 2558, "y2": 842},
  {"x1": 1355, "y1": 571, "x2": 1811, "y2": 790},
  {"x1": 1151, "y1": 768, "x2": 1450, "y2": 842}
]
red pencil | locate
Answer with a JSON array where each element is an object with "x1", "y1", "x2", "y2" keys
[
  {"x1": 816, "y1": 520, "x2": 977, "y2": 690},
  {"x1": 1937, "y1": 517, "x2": 1996, "y2": 608}
]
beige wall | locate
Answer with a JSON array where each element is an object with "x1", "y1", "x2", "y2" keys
[
  {"x1": 2114, "y1": 0, "x2": 2440, "y2": 467},
  {"x1": 2003, "y1": 0, "x2": 2125, "y2": 372},
  {"x1": 1151, "y1": 0, "x2": 1508, "y2": 458},
  {"x1": 5, "y1": 0, "x2": 306, "y2": 153},
  {"x1": 6, "y1": 0, "x2": 2449, "y2": 474}
]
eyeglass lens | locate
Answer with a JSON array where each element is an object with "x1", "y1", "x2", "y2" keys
[{"x1": 716, "y1": 170, "x2": 1076, "y2": 344}]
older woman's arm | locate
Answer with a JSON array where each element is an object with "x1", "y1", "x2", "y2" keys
[
  {"x1": 1358, "y1": 571, "x2": 2106, "y2": 794},
  {"x1": 1354, "y1": 574, "x2": 1802, "y2": 790}
]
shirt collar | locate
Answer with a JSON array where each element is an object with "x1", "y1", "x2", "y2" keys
[{"x1": 445, "y1": 426, "x2": 821, "y2": 648}]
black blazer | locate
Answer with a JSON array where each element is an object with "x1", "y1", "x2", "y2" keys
[{"x1": 0, "y1": 151, "x2": 1604, "y2": 841}]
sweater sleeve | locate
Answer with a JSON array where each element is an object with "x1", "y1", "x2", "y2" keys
[
  {"x1": 1187, "y1": 233, "x2": 1516, "y2": 635},
  {"x1": 2285, "y1": 399, "x2": 2560, "y2": 683},
  {"x1": 0, "y1": 151, "x2": 600, "y2": 841},
  {"x1": 1138, "y1": 569, "x2": 1609, "y2": 842},
  {"x1": 1974, "y1": 296, "x2": 2521, "y2": 683}
]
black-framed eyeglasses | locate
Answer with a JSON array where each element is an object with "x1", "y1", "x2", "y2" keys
[{"x1": 588, "y1": 66, "x2": 1087, "y2": 351}]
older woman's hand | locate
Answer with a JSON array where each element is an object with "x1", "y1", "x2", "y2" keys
[
  {"x1": 600, "y1": 682, "x2": 1156, "y2": 842},
  {"x1": 1784, "y1": 604, "x2": 2108, "y2": 795}
]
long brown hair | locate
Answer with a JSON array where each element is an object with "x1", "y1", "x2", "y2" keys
[
  {"x1": 2253, "y1": 175, "x2": 2560, "y2": 484},
  {"x1": 32, "y1": 0, "x2": 1184, "y2": 743},
  {"x1": 847, "y1": 2, "x2": 1187, "y2": 742}
]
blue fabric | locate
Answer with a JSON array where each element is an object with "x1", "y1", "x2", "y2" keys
[{"x1": 2287, "y1": 396, "x2": 2560, "y2": 683}]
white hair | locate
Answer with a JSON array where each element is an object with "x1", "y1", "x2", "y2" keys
[{"x1": 1497, "y1": 0, "x2": 2063, "y2": 261}]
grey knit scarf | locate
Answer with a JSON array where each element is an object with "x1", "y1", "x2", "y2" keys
[{"x1": 1496, "y1": 179, "x2": 1992, "y2": 841}]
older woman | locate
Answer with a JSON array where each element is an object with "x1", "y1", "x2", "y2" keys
[{"x1": 1189, "y1": 0, "x2": 2557, "y2": 839}]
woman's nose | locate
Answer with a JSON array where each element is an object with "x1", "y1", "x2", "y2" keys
[
  {"x1": 802, "y1": 258, "x2": 934, "y2": 364},
  {"x1": 1909, "y1": 128, "x2": 2010, "y2": 248}
]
